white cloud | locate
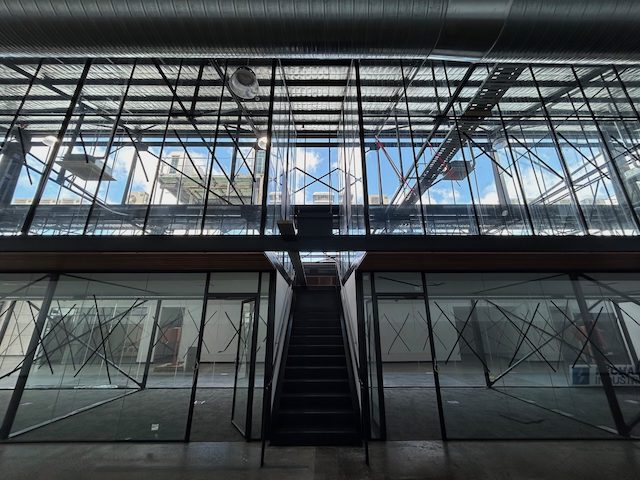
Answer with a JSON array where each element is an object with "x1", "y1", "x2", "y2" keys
[{"x1": 295, "y1": 148, "x2": 321, "y2": 173}]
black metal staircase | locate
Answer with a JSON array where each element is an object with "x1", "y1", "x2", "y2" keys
[{"x1": 270, "y1": 282, "x2": 361, "y2": 446}]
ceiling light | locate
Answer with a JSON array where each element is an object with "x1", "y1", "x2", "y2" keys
[
  {"x1": 228, "y1": 67, "x2": 260, "y2": 100},
  {"x1": 257, "y1": 135, "x2": 269, "y2": 150},
  {"x1": 43, "y1": 135, "x2": 58, "y2": 146}
]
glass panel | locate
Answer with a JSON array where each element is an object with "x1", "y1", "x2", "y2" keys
[
  {"x1": 0, "y1": 274, "x2": 51, "y2": 427},
  {"x1": 0, "y1": 62, "x2": 77, "y2": 235},
  {"x1": 29, "y1": 62, "x2": 135, "y2": 235},
  {"x1": 362, "y1": 273, "x2": 382, "y2": 438},
  {"x1": 189, "y1": 298, "x2": 247, "y2": 441},
  {"x1": 376, "y1": 294, "x2": 440, "y2": 440},
  {"x1": 8, "y1": 273, "x2": 206, "y2": 441},
  {"x1": 577, "y1": 274, "x2": 640, "y2": 438},
  {"x1": 427, "y1": 273, "x2": 621, "y2": 439},
  {"x1": 231, "y1": 298, "x2": 255, "y2": 435},
  {"x1": 250, "y1": 273, "x2": 270, "y2": 439}
]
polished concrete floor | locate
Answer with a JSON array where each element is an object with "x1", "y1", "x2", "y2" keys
[{"x1": 1, "y1": 440, "x2": 639, "y2": 480}]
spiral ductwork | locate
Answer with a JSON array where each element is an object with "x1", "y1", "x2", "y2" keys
[{"x1": 0, "y1": 0, "x2": 637, "y2": 62}]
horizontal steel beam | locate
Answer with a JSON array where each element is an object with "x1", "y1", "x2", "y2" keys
[{"x1": 1, "y1": 234, "x2": 639, "y2": 254}]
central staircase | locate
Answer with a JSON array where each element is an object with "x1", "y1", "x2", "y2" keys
[{"x1": 270, "y1": 281, "x2": 361, "y2": 446}]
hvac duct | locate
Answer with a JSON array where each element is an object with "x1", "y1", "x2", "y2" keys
[{"x1": 0, "y1": 1, "x2": 638, "y2": 63}]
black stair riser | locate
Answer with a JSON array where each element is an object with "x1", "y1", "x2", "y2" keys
[
  {"x1": 290, "y1": 335, "x2": 343, "y2": 345},
  {"x1": 288, "y1": 345, "x2": 343, "y2": 355},
  {"x1": 287, "y1": 355, "x2": 346, "y2": 367},
  {"x1": 282, "y1": 380, "x2": 349, "y2": 394},
  {"x1": 279, "y1": 394, "x2": 352, "y2": 409},
  {"x1": 270, "y1": 431, "x2": 360, "y2": 447},
  {"x1": 277, "y1": 412, "x2": 357, "y2": 429},
  {"x1": 285, "y1": 366, "x2": 348, "y2": 380},
  {"x1": 293, "y1": 319, "x2": 340, "y2": 327},
  {"x1": 292, "y1": 326, "x2": 342, "y2": 335}
]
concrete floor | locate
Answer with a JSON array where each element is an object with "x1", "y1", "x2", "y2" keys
[{"x1": 1, "y1": 440, "x2": 639, "y2": 480}]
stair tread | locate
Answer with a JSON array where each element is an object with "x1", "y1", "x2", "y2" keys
[
  {"x1": 279, "y1": 408, "x2": 354, "y2": 414},
  {"x1": 288, "y1": 352, "x2": 346, "y2": 358},
  {"x1": 287, "y1": 365, "x2": 346, "y2": 369},
  {"x1": 291, "y1": 334, "x2": 342, "y2": 338},
  {"x1": 274, "y1": 427, "x2": 359, "y2": 434},
  {"x1": 282, "y1": 392, "x2": 350, "y2": 397}
]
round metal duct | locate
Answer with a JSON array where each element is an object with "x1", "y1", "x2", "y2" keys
[{"x1": 0, "y1": 1, "x2": 637, "y2": 63}]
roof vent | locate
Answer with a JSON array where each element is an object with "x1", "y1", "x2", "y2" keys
[{"x1": 228, "y1": 67, "x2": 259, "y2": 100}]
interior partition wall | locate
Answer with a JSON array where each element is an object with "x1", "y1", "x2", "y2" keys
[
  {"x1": 0, "y1": 271, "x2": 276, "y2": 443},
  {"x1": 359, "y1": 271, "x2": 640, "y2": 440}
]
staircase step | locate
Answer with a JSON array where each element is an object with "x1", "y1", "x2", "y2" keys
[
  {"x1": 292, "y1": 325, "x2": 342, "y2": 336},
  {"x1": 285, "y1": 365, "x2": 348, "y2": 380},
  {"x1": 282, "y1": 378, "x2": 350, "y2": 394},
  {"x1": 280, "y1": 393, "x2": 352, "y2": 409},
  {"x1": 288, "y1": 344, "x2": 343, "y2": 355},
  {"x1": 294, "y1": 318, "x2": 340, "y2": 326},
  {"x1": 293, "y1": 311, "x2": 339, "y2": 319},
  {"x1": 290, "y1": 334, "x2": 343, "y2": 345},
  {"x1": 287, "y1": 355, "x2": 346, "y2": 367},
  {"x1": 277, "y1": 409, "x2": 357, "y2": 428},
  {"x1": 270, "y1": 428, "x2": 361, "y2": 446}
]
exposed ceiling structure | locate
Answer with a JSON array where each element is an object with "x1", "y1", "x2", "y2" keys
[
  {"x1": 1, "y1": 58, "x2": 636, "y2": 143},
  {"x1": 0, "y1": 1, "x2": 638, "y2": 63}
]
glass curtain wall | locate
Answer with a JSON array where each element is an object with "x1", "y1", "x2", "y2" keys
[
  {"x1": 1, "y1": 59, "x2": 640, "y2": 237},
  {"x1": 0, "y1": 271, "x2": 273, "y2": 443},
  {"x1": 361, "y1": 271, "x2": 640, "y2": 440},
  {"x1": 0, "y1": 59, "x2": 275, "y2": 236},
  {"x1": 361, "y1": 62, "x2": 640, "y2": 236}
]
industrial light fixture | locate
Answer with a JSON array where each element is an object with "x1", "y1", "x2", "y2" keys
[
  {"x1": 228, "y1": 67, "x2": 260, "y2": 100},
  {"x1": 257, "y1": 135, "x2": 269, "y2": 150},
  {"x1": 43, "y1": 135, "x2": 58, "y2": 146}
]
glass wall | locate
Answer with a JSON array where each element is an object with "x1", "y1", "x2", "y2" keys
[
  {"x1": 0, "y1": 274, "x2": 52, "y2": 432},
  {"x1": 0, "y1": 271, "x2": 273, "y2": 443},
  {"x1": 361, "y1": 271, "x2": 640, "y2": 440},
  {"x1": 0, "y1": 60, "x2": 274, "y2": 237},
  {"x1": 1, "y1": 59, "x2": 640, "y2": 237}
]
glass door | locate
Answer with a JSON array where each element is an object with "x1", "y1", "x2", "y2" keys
[{"x1": 231, "y1": 298, "x2": 257, "y2": 436}]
